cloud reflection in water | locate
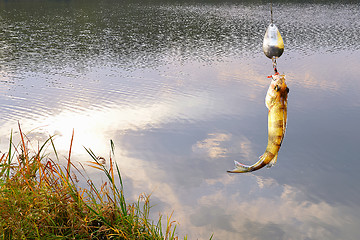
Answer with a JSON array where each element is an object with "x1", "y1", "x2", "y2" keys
[{"x1": 1, "y1": 52, "x2": 360, "y2": 240}]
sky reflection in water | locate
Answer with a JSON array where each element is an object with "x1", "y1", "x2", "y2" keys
[{"x1": 1, "y1": 1, "x2": 360, "y2": 239}]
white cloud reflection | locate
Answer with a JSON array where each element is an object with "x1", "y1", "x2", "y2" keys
[
  {"x1": 0, "y1": 102, "x2": 167, "y2": 158},
  {"x1": 1, "y1": 53, "x2": 360, "y2": 240},
  {"x1": 0, "y1": 84, "x2": 219, "y2": 158},
  {"x1": 104, "y1": 130, "x2": 360, "y2": 240},
  {"x1": 171, "y1": 174, "x2": 360, "y2": 240},
  {"x1": 114, "y1": 156, "x2": 360, "y2": 240},
  {"x1": 192, "y1": 132, "x2": 231, "y2": 159}
]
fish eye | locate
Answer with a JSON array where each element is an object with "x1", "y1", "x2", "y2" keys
[{"x1": 274, "y1": 85, "x2": 280, "y2": 91}]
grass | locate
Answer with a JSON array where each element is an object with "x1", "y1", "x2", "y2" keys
[{"x1": 0, "y1": 124, "x2": 186, "y2": 239}]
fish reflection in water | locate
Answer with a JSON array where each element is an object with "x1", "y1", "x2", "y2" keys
[{"x1": 228, "y1": 74, "x2": 289, "y2": 173}]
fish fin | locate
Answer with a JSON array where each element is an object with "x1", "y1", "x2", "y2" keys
[
  {"x1": 267, "y1": 153, "x2": 278, "y2": 168},
  {"x1": 227, "y1": 155, "x2": 269, "y2": 173},
  {"x1": 234, "y1": 160, "x2": 243, "y2": 167},
  {"x1": 227, "y1": 160, "x2": 251, "y2": 173}
]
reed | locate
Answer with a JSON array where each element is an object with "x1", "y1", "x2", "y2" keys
[{"x1": 0, "y1": 125, "x2": 185, "y2": 239}]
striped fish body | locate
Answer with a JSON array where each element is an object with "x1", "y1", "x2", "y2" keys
[
  {"x1": 228, "y1": 74, "x2": 288, "y2": 173},
  {"x1": 263, "y1": 75, "x2": 288, "y2": 165}
]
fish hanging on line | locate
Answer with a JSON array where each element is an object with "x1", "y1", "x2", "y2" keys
[
  {"x1": 227, "y1": 74, "x2": 289, "y2": 173},
  {"x1": 227, "y1": 4, "x2": 288, "y2": 173}
]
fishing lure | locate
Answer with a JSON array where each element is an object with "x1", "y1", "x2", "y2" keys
[
  {"x1": 263, "y1": 23, "x2": 284, "y2": 59},
  {"x1": 227, "y1": 3, "x2": 289, "y2": 173}
]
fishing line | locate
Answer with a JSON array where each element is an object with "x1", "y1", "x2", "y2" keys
[
  {"x1": 270, "y1": 1, "x2": 273, "y2": 24},
  {"x1": 228, "y1": 1, "x2": 289, "y2": 174},
  {"x1": 262, "y1": 1, "x2": 284, "y2": 74},
  {"x1": 270, "y1": 1, "x2": 278, "y2": 74},
  {"x1": 270, "y1": 1, "x2": 276, "y2": 72}
]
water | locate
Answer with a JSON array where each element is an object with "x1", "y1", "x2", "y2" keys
[{"x1": 1, "y1": 0, "x2": 360, "y2": 239}]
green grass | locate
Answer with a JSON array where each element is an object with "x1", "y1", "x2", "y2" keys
[{"x1": 0, "y1": 125, "x2": 186, "y2": 239}]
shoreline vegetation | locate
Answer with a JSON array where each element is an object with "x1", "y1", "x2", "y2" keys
[{"x1": 0, "y1": 125, "x2": 188, "y2": 239}]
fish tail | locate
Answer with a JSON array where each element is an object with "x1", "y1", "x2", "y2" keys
[
  {"x1": 227, "y1": 160, "x2": 253, "y2": 173},
  {"x1": 227, "y1": 151, "x2": 279, "y2": 173},
  {"x1": 227, "y1": 154, "x2": 270, "y2": 173}
]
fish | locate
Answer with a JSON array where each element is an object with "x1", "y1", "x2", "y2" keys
[
  {"x1": 262, "y1": 23, "x2": 284, "y2": 59},
  {"x1": 228, "y1": 74, "x2": 289, "y2": 173}
]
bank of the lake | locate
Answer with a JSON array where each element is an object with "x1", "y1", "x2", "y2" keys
[{"x1": 0, "y1": 127, "x2": 193, "y2": 239}]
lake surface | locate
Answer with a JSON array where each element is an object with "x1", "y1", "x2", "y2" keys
[{"x1": 1, "y1": 0, "x2": 360, "y2": 239}]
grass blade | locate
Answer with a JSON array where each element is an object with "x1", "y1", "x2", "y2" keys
[{"x1": 0, "y1": 127, "x2": 189, "y2": 239}]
